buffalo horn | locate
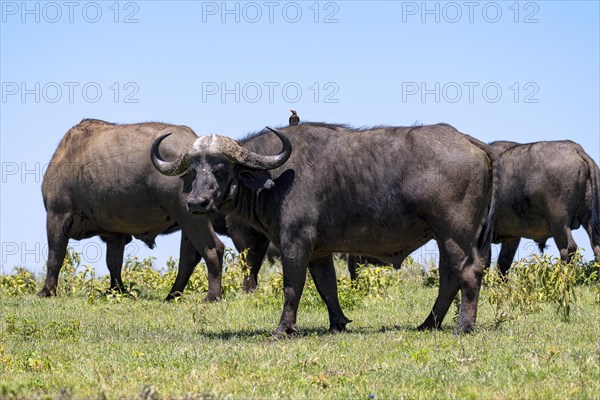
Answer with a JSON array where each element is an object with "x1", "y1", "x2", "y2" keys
[
  {"x1": 212, "y1": 126, "x2": 292, "y2": 170},
  {"x1": 150, "y1": 133, "x2": 190, "y2": 176}
]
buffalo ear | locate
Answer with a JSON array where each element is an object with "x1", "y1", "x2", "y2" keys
[{"x1": 237, "y1": 168, "x2": 275, "y2": 190}]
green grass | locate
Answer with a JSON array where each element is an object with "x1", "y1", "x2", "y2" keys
[{"x1": 1, "y1": 253, "x2": 599, "y2": 399}]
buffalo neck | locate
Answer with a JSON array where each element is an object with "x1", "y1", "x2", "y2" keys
[{"x1": 221, "y1": 181, "x2": 277, "y2": 236}]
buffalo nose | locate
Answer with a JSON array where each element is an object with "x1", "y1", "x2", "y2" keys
[{"x1": 187, "y1": 197, "x2": 211, "y2": 212}]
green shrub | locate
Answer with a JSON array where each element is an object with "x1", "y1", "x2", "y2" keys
[
  {"x1": 221, "y1": 249, "x2": 249, "y2": 298},
  {"x1": 2, "y1": 247, "x2": 595, "y2": 320},
  {"x1": 576, "y1": 260, "x2": 599, "y2": 285},
  {"x1": 353, "y1": 265, "x2": 402, "y2": 299},
  {"x1": 484, "y1": 252, "x2": 583, "y2": 327},
  {"x1": 0, "y1": 267, "x2": 37, "y2": 296}
]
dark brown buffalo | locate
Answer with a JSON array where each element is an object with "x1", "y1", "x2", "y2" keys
[
  {"x1": 41, "y1": 119, "x2": 224, "y2": 300},
  {"x1": 490, "y1": 140, "x2": 600, "y2": 274},
  {"x1": 151, "y1": 123, "x2": 496, "y2": 334}
]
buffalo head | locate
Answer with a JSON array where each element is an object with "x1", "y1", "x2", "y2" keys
[{"x1": 151, "y1": 127, "x2": 292, "y2": 213}]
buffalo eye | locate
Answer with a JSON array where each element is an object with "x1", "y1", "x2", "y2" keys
[
  {"x1": 213, "y1": 165, "x2": 229, "y2": 180},
  {"x1": 181, "y1": 168, "x2": 196, "y2": 179}
]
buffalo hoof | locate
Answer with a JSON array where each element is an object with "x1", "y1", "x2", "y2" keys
[
  {"x1": 243, "y1": 285, "x2": 257, "y2": 294},
  {"x1": 165, "y1": 291, "x2": 182, "y2": 302},
  {"x1": 202, "y1": 294, "x2": 222, "y2": 303},
  {"x1": 272, "y1": 323, "x2": 297, "y2": 338},
  {"x1": 329, "y1": 325, "x2": 346, "y2": 334},
  {"x1": 417, "y1": 313, "x2": 444, "y2": 331},
  {"x1": 416, "y1": 322, "x2": 440, "y2": 331},
  {"x1": 329, "y1": 317, "x2": 352, "y2": 334},
  {"x1": 37, "y1": 286, "x2": 55, "y2": 297},
  {"x1": 243, "y1": 277, "x2": 258, "y2": 293},
  {"x1": 109, "y1": 285, "x2": 130, "y2": 295},
  {"x1": 453, "y1": 322, "x2": 476, "y2": 335}
]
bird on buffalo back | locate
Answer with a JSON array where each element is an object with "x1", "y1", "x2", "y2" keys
[{"x1": 289, "y1": 109, "x2": 300, "y2": 126}]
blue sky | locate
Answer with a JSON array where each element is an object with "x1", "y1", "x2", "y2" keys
[{"x1": 1, "y1": 1, "x2": 599, "y2": 276}]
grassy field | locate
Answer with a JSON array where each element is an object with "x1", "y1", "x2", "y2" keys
[{"x1": 1, "y1": 251, "x2": 599, "y2": 399}]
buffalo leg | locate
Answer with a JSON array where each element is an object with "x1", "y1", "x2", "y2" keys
[
  {"x1": 166, "y1": 233, "x2": 202, "y2": 300},
  {"x1": 169, "y1": 215, "x2": 224, "y2": 301},
  {"x1": 483, "y1": 246, "x2": 492, "y2": 270},
  {"x1": 418, "y1": 246, "x2": 458, "y2": 331},
  {"x1": 420, "y1": 238, "x2": 483, "y2": 333},
  {"x1": 227, "y1": 218, "x2": 269, "y2": 292},
  {"x1": 243, "y1": 237, "x2": 269, "y2": 293},
  {"x1": 456, "y1": 254, "x2": 484, "y2": 334},
  {"x1": 309, "y1": 255, "x2": 352, "y2": 333},
  {"x1": 200, "y1": 236, "x2": 225, "y2": 302},
  {"x1": 104, "y1": 234, "x2": 131, "y2": 292},
  {"x1": 497, "y1": 238, "x2": 520, "y2": 276},
  {"x1": 275, "y1": 259, "x2": 307, "y2": 335},
  {"x1": 550, "y1": 223, "x2": 578, "y2": 262},
  {"x1": 347, "y1": 254, "x2": 359, "y2": 280},
  {"x1": 274, "y1": 231, "x2": 312, "y2": 336},
  {"x1": 583, "y1": 218, "x2": 600, "y2": 263},
  {"x1": 39, "y1": 213, "x2": 70, "y2": 297}
]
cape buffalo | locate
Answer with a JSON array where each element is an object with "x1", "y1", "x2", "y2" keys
[
  {"x1": 41, "y1": 119, "x2": 225, "y2": 301},
  {"x1": 151, "y1": 122, "x2": 496, "y2": 334},
  {"x1": 490, "y1": 140, "x2": 600, "y2": 275}
]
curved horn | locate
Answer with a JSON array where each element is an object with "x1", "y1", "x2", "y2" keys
[
  {"x1": 219, "y1": 126, "x2": 292, "y2": 170},
  {"x1": 150, "y1": 133, "x2": 189, "y2": 176}
]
